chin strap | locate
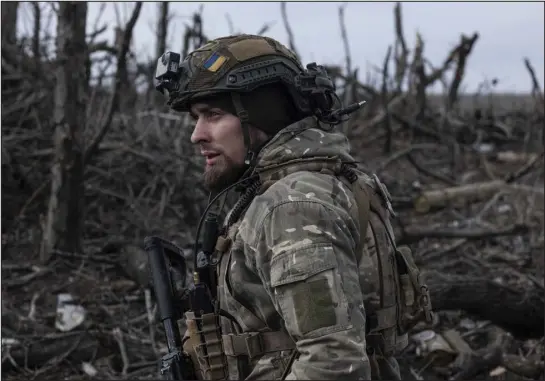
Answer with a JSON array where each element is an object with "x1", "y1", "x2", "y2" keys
[{"x1": 230, "y1": 92, "x2": 257, "y2": 166}]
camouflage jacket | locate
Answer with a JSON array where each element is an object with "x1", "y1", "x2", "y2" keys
[{"x1": 214, "y1": 116, "x2": 401, "y2": 380}]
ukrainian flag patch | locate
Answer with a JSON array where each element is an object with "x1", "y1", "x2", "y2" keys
[{"x1": 203, "y1": 53, "x2": 227, "y2": 72}]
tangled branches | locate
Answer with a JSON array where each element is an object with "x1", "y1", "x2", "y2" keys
[{"x1": 1, "y1": 2, "x2": 544, "y2": 380}]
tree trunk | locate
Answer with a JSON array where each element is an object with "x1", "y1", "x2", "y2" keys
[
  {"x1": 1, "y1": 2, "x2": 20, "y2": 92},
  {"x1": 32, "y1": 2, "x2": 41, "y2": 71},
  {"x1": 153, "y1": 2, "x2": 169, "y2": 105},
  {"x1": 155, "y1": 2, "x2": 169, "y2": 61},
  {"x1": 41, "y1": 2, "x2": 88, "y2": 262},
  {"x1": 1, "y1": 1, "x2": 19, "y2": 45}
]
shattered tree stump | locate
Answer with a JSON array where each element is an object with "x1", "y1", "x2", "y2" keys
[{"x1": 424, "y1": 270, "x2": 544, "y2": 339}]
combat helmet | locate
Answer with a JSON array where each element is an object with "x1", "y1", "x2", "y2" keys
[{"x1": 155, "y1": 34, "x2": 363, "y2": 164}]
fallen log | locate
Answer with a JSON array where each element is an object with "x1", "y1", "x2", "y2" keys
[
  {"x1": 413, "y1": 180, "x2": 505, "y2": 213},
  {"x1": 400, "y1": 223, "x2": 529, "y2": 244},
  {"x1": 424, "y1": 270, "x2": 544, "y2": 339},
  {"x1": 492, "y1": 151, "x2": 540, "y2": 164}
]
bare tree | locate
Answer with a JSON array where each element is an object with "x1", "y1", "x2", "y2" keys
[
  {"x1": 1, "y1": 1, "x2": 20, "y2": 94},
  {"x1": 280, "y1": 2, "x2": 300, "y2": 60},
  {"x1": 32, "y1": 3, "x2": 41, "y2": 70},
  {"x1": 155, "y1": 2, "x2": 169, "y2": 59},
  {"x1": 41, "y1": 2, "x2": 88, "y2": 262},
  {"x1": 1, "y1": 1, "x2": 19, "y2": 45},
  {"x1": 154, "y1": 2, "x2": 169, "y2": 104},
  {"x1": 83, "y1": 2, "x2": 143, "y2": 165}
]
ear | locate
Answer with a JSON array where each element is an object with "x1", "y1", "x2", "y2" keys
[{"x1": 248, "y1": 124, "x2": 270, "y2": 145}]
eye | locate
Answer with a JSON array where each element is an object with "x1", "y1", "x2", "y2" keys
[{"x1": 205, "y1": 110, "x2": 222, "y2": 120}]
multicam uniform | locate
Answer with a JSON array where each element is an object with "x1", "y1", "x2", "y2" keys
[
  {"x1": 157, "y1": 34, "x2": 432, "y2": 380},
  {"x1": 216, "y1": 116, "x2": 399, "y2": 380}
]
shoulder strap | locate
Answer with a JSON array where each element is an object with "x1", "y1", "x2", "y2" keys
[
  {"x1": 350, "y1": 182, "x2": 371, "y2": 259},
  {"x1": 354, "y1": 174, "x2": 399, "y2": 250}
]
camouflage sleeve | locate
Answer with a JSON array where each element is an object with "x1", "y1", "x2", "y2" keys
[{"x1": 255, "y1": 199, "x2": 371, "y2": 380}]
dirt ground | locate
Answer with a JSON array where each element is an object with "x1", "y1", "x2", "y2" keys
[{"x1": 2, "y1": 2, "x2": 543, "y2": 378}]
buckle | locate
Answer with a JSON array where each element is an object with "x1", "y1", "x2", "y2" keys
[
  {"x1": 244, "y1": 332, "x2": 264, "y2": 359},
  {"x1": 419, "y1": 285, "x2": 434, "y2": 323},
  {"x1": 237, "y1": 110, "x2": 249, "y2": 123},
  {"x1": 365, "y1": 332, "x2": 386, "y2": 355},
  {"x1": 221, "y1": 334, "x2": 235, "y2": 356},
  {"x1": 244, "y1": 150, "x2": 255, "y2": 165}
]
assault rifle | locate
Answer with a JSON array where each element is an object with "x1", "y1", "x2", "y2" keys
[
  {"x1": 144, "y1": 236, "x2": 196, "y2": 380},
  {"x1": 145, "y1": 211, "x2": 227, "y2": 380}
]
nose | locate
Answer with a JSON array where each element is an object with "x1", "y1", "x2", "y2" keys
[{"x1": 190, "y1": 117, "x2": 209, "y2": 144}]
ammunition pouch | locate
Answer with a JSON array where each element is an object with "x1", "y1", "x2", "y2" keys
[
  {"x1": 184, "y1": 311, "x2": 228, "y2": 380},
  {"x1": 184, "y1": 320, "x2": 296, "y2": 379}
]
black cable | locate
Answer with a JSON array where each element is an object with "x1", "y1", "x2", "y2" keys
[{"x1": 192, "y1": 175, "x2": 260, "y2": 269}]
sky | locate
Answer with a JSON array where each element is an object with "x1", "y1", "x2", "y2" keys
[{"x1": 16, "y1": 1, "x2": 545, "y2": 93}]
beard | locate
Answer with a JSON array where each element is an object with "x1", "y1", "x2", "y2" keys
[{"x1": 203, "y1": 154, "x2": 247, "y2": 192}]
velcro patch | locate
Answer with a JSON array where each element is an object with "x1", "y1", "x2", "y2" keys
[
  {"x1": 203, "y1": 52, "x2": 228, "y2": 72},
  {"x1": 292, "y1": 276, "x2": 337, "y2": 334},
  {"x1": 270, "y1": 244, "x2": 348, "y2": 336},
  {"x1": 227, "y1": 38, "x2": 276, "y2": 62}
]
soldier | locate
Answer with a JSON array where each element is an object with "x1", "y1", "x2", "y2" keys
[{"x1": 155, "y1": 34, "x2": 432, "y2": 380}]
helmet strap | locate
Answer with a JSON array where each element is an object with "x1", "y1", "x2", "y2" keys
[{"x1": 231, "y1": 92, "x2": 256, "y2": 165}]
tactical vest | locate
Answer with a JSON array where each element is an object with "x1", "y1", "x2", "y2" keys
[{"x1": 184, "y1": 158, "x2": 433, "y2": 380}]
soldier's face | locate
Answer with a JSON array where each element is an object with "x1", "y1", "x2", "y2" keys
[{"x1": 189, "y1": 102, "x2": 248, "y2": 191}]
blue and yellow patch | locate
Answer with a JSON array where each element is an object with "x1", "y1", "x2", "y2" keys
[{"x1": 203, "y1": 53, "x2": 227, "y2": 72}]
